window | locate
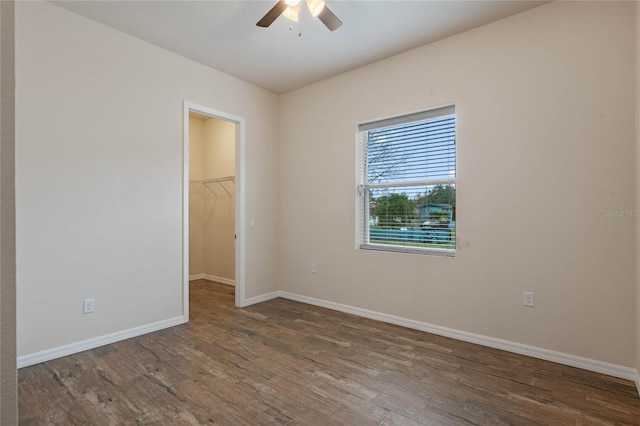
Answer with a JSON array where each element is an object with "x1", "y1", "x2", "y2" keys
[{"x1": 356, "y1": 106, "x2": 456, "y2": 256}]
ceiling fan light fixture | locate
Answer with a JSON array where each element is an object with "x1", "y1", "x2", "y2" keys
[
  {"x1": 283, "y1": 4, "x2": 300, "y2": 22},
  {"x1": 305, "y1": 0, "x2": 325, "y2": 17},
  {"x1": 257, "y1": 0, "x2": 340, "y2": 31}
]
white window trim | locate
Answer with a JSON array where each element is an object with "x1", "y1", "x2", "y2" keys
[{"x1": 355, "y1": 105, "x2": 456, "y2": 257}]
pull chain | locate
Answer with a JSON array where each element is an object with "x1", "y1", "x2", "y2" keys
[{"x1": 288, "y1": 7, "x2": 302, "y2": 37}]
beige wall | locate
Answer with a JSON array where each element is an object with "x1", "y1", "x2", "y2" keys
[
  {"x1": 204, "y1": 119, "x2": 235, "y2": 178},
  {"x1": 636, "y1": 0, "x2": 640, "y2": 386},
  {"x1": 15, "y1": 1, "x2": 279, "y2": 357},
  {"x1": 9, "y1": 0, "x2": 640, "y2": 393},
  {"x1": 202, "y1": 118, "x2": 235, "y2": 281},
  {"x1": 279, "y1": 1, "x2": 637, "y2": 367},
  {"x1": 189, "y1": 118, "x2": 206, "y2": 181},
  {"x1": 0, "y1": 0, "x2": 17, "y2": 422},
  {"x1": 189, "y1": 116, "x2": 235, "y2": 281},
  {"x1": 189, "y1": 117, "x2": 205, "y2": 276}
]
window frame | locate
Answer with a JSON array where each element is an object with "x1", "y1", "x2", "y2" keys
[{"x1": 355, "y1": 105, "x2": 457, "y2": 257}]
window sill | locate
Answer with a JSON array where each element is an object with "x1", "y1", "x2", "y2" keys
[{"x1": 359, "y1": 243, "x2": 456, "y2": 257}]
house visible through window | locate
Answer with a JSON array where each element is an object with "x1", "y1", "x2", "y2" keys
[{"x1": 356, "y1": 105, "x2": 456, "y2": 256}]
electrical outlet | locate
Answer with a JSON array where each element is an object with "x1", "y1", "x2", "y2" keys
[
  {"x1": 83, "y1": 298, "x2": 95, "y2": 314},
  {"x1": 311, "y1": 263, "x2": 317, "y2": 273},
  {"x1": 523, "y1": 292, "x2": 535, "y2": 307}
]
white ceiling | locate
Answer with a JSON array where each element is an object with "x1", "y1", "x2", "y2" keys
[{"x1": 50, "y1": 0, "x2": 547, "y2": 94}]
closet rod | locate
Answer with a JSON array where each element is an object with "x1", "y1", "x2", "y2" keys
[{"x1": 190, "y1": 175, "x2": 235, "y2": 184}]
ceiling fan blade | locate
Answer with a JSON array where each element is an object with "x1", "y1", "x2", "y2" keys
[
  {"x1": 317, "y1": 4, "x2": 342, "y2": 31},
  {"x1": 256, "y1": 1, "x2": 288, "y2": 28}
]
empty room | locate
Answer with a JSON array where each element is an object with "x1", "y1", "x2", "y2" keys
[{"x1": 1, "y1": 0, "x2": 640, "y2": 424}]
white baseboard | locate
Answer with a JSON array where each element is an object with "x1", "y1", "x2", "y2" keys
[
  {"x1": 242, "y1": 291, "x2": 279, "y2": 307},
  {"x1": 278, "y1": 291, "x2": 637, "y2": 382},
  {"x1": 17, "y1": 315, "x2": 187, "y2": 369},
  {"x1": 17, "y1": 287, "x2": 639, "y2": 397},
  {"x1": 189, "y1": 274, "x2": 235, "y2": 286},
  {"x1": 203, "y1": 274, "x2": 235, "y2": 286}
]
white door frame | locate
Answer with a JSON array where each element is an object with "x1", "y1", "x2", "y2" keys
[{"x1": 183, "y1": 101, "x2": 246, "y2": 317}]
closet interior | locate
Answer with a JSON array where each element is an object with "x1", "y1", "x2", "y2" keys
[{"x1": 188, "y1": 112, "x2": 236, "y2": 288}]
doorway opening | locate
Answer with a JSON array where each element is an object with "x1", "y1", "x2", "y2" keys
[{"x1": 183, "y1": 102, "x2": 245, "y2": 319}]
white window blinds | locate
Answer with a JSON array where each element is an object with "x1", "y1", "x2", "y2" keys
[{"x1": 356, "y1": 105, "x2": 456, "y2": 256}]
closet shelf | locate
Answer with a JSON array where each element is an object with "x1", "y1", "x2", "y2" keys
[
  {"x1": 190, "y1": 175, "x2": 235, "y2": 198},
  {"x1": 190, "y1": 175, "x2": 235, "y2": 184}
]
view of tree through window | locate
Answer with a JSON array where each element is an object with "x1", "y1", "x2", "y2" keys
[{"x1": 357, "y1": 106, "x2": 456, "y2": 255}]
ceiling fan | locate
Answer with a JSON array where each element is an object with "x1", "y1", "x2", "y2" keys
[{"x1": 257, "y1": 0, "x2": 343, "y2": 32}]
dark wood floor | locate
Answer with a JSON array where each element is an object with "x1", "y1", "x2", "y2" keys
[{"x1": 18, "y1": 280, "x2": 640, "y2": 425}]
